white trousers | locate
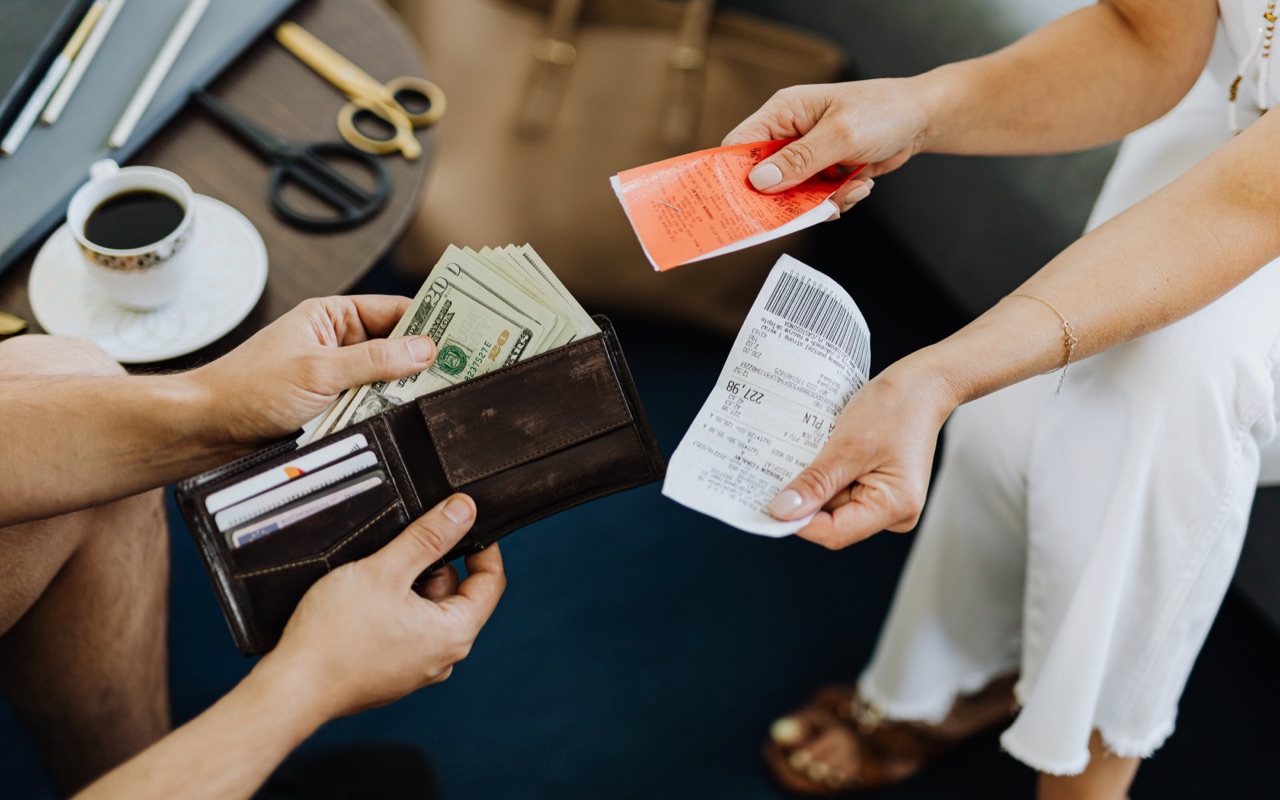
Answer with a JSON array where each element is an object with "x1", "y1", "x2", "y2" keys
[{"x1": 857, "y1": 38, "x2": 1280, "y2": 775}]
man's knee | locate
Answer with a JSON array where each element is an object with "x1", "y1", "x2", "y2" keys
[
  {"x1": 0, "y1": 335, "x2": 123, "y2": 380},
  {"x1": 0, "y1": 489, "x2": 167, "y2": 635}
]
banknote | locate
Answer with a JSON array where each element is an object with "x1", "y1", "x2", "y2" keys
[{"x1": 305, "y1": 244, "x2": 596, "y2": 443}]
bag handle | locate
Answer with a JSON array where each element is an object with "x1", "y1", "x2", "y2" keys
[
  {"x1": 660, "y1": 0, "x2": 715, "y2": 147},
  {"x1": 516, "y1": 0, "x2": 716, "y2": 143}
]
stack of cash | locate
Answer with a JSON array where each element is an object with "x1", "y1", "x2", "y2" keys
[{"x1": 304, "y1": 244, "x2": 599, "y2": 445}]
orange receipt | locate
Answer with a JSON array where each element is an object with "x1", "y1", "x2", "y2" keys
[{"x1": 611, "y1": 139, "x2": 861, "y2": 272}]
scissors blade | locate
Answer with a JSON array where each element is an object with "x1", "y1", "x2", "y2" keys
[
  {"x1": 275, "y1": 22, "x2": 387, "y2": 102},
  {"x1": 192, "y1": 91, "x2": 288, "y2": 158}
]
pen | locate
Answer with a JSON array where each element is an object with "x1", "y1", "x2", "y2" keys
[
  {"x1": 0, "y1": 0, "x2": 107, "y2": 157},
  {"x1": 41, "y1": 0, "x2": 129, "y2": 126},
  {"x1": 108, "y1": 0, "x2": 208, "y2": 150}
]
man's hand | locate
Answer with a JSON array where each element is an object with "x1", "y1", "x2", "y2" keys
[
  {"x1": 72, "y1": 494, "x2": 504, "y2": 800},
  {"x1": 767, "y1": 359, "x2": 958, "y2": 549},
  {"x1": 190, "y1": 295, "x2": 437, "y2": 444},
  {"x1": 261, "y1": 493, "x2": 505, "y2": 721},
  {"x1": 721, "y1": 79, "x2": 929, "y2": 216}
]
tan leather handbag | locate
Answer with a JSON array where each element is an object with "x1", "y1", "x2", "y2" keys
[{"x1": 391, "y1": 0, "x2": 844, "y2": 333}]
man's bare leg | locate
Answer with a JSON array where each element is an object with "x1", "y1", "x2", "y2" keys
[
  {"x1": 0, "y1": 336, "x2": 171, "y2": 793},
  {"x1": 1038, "y1": 730, "x2": 1140, "y2": 800}
]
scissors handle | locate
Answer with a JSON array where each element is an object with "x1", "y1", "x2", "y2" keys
[
  {"x1": 382, "y1": 76, "x2": 447, "y2": 127},
  {"x1": 275, "y1": 22, "x2": 446, "y2": 160},
  {"x1": 336, "y1": 77, "x2": 446, "y2": 159},
  {"x1": 337, "y1": 96, "x2": 421, "y2": 159},
  {"x1": 269, "y1": 142, "x2": 391, "y2": 231}
]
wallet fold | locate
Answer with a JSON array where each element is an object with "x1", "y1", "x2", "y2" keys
[{"x1": 177, "y1": 317, "x2": 664, "y2": 655}]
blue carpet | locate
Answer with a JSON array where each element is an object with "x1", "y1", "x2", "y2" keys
[{"x1": 3, "y1": 216, "x2": 1279, "y2": 798}]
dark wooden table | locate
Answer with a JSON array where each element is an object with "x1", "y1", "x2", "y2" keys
[{"x1": 0, "y1": 0, "x2": 433, "y2": 369}]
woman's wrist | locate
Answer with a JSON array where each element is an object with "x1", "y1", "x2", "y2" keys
[
  {"x1": 901, "y1": 66, "x2": 967, "y2": 156},
  {"x1": 874, "y1": 350, "x2": 967, "y2": 430},
  {"x1": 901, "y1": 293, "x2": 1084, "y2": 412}
]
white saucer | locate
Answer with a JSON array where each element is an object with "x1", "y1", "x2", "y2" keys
[{"x1": 29, "y1": 195, "x2": 268, "y2": 363}]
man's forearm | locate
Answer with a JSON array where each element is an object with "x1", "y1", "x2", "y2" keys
[
  {"x1": 911, "y1": 0, "x2": 1218, "y2": 157},
  {"x1": 73, "y1": 656, "x2": 326, "y2": 800},
  {"x1": 0, "y1": 373, "x2": 248, "y2": 526}
]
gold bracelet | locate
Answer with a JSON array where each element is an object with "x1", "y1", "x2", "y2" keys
[{"x1": 1006, "y1": 293, "x2": 1078, "y2": 394}]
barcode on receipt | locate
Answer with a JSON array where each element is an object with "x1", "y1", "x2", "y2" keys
[{"x1": 764, "y1": 270, "x2": 870, "y2": 374}]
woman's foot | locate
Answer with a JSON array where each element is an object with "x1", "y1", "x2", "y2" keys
[{"x1": 763, "y1": 675, "x2": 1019, "y2": 796}]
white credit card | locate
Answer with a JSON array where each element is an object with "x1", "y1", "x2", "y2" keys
[
  {"x1": 214, "y1": 450, "x2": 379, "y2": 533},
  {"x1": 228, "y1": 472, "x2": 386, "y2": 548},
  {"x1": 205, "y1": 433, "x2": 369, "y2": 514}
]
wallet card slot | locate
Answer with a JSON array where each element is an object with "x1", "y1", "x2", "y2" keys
[
  {"x1": 228, "y1": 498, "x2": 409, "y2": 654},
  {"x1": 177, "y1": 434, "x2": 299, "y2": 494},
  {"x1": 232, "y1": 497, "x2": 406, "y2": 578},
  {"x1": 189, "y1": 417, "x2": 395, "y2": 512},
  {"x1": 417, "y1": 333, "x2": 633, "y2": 488},
  {"x1": 234, "y1": 560, "x2": 330, "y2": 653},
  {"x1": 228, "y1": 470, "x2": 399, "y2": 573}
]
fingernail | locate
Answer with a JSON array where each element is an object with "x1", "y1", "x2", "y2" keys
[
  {"x1": 768, "y1": 489, "x2": 805, "y2": 518},
  {"x1": 442, "y1": 496, "x2": 473, "y2": 525},
  {"x1": 864, "y1": 178, "x2": 875, "y2": 189},
  {"x1": 407, "y1": 337, "x2": 435, "y2": 363},
  {"x1": 749, "y1": 162, "x2": 783, "y2": 191},
  {"x1": 846, "y1": 182, "x2": 872, "y2": 204}
]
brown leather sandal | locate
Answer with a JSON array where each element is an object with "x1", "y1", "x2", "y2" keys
[{"x1": 761, "y1": 686, "x2": 966, "y2": 796}]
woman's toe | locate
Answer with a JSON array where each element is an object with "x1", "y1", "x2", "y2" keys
[
  {"x1": 788, "y1": 748, "x2": 813, "y2": 771},
  {"x1": 805, "y1": 760, "x2": 831, "y2": 782},
  {"x1": 771, "y1": 716, "x2": 806, "y2": 746}
]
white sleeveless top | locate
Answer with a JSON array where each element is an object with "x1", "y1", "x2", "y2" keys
[{"x1": 1219, "y1": 0, "x2": 1278, "y2": 111}]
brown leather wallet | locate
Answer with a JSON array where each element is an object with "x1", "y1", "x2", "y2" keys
[{"x1": 176, "y1": 317, "x2": 664, "y2": 655}]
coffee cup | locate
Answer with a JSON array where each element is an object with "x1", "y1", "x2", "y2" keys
[{"x1": 67, "y1": 159, "x2": 197, "y2": 310}]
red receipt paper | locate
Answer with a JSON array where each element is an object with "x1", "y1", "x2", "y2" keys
[{"x1": 611, "y1": 139, "x2": 861, "y2": 272}]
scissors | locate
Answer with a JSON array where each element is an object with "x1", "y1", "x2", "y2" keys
[
  {"x1": 192, "y1": 91, "x2": 390, "y2": 232},
  {"x1": 275, "y1": 21, "x2": 446, "y2": 160}
]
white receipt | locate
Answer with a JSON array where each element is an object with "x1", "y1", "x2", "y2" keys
[{"x1": 663, "y1": 255, "x2": 870, "y2": 536}]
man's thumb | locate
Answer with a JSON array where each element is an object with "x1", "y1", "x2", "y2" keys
[
  {"x1": 334, "y1": 335, "x2": 436, "y2": 389},
  {"x1": 373, "y1": 494, "x2": 476, "y2": 582}
]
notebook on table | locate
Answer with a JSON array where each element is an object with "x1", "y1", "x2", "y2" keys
[
  {"x1": 0, "y1": 0, "x2": 301, "y2": 276},
  {"x1": 0, "y1": 0, "x2": 94, "y2": 137}
]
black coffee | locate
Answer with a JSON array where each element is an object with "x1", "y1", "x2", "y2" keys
[{"x1": 84, "y1": 190, "x2": 185, "y2": 250}]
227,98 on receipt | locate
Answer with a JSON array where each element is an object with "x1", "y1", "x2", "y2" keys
[{"x1": 663, "y1": 255, "x2": 871, "y2": 536}]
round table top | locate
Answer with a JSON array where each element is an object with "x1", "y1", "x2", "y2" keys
[{"x1": 0, "y1": 0, "x2": 434, "y2": 370}]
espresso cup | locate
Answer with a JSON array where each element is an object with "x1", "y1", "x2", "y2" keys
[{"x1": 67, "y1": 159, "x2": 197, "y2": 310}]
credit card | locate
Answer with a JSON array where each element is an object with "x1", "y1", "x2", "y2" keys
[
  {"x1": 214, "y1": 450, "x2": 379, "y2": 532},
  {"x1": 227, "y1": 472, "x2": 387, "y2": 548},
  {"x1": 205, "y1": 433, "x2": 369, "y2": 514}
]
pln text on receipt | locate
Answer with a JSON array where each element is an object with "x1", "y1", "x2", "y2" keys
[{"x1": 663, "y1": 255, "x2": 871, "y2": 536}]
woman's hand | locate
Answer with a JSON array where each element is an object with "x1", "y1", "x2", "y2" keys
[
  {"x1": 767, "y1": 357, "x2": 960, "y2": 549},
  {"x1": 722, "y1": 78, "x2": 931, "y2": 216}
]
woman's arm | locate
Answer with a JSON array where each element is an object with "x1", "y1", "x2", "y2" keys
[
  {"x1": 724, "y1": 0, "x2": 1218, "y2": 201},
  {"x1": 771, "y1": 105, "x2": 1280, "y2": 547}
]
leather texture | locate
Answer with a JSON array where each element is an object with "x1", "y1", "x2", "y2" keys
[
  {"x1": 389, "y1": 0, "x2": 845, "y2": 334},
  {"x1": 176, "y1": 317, "x2": 664, "y2": 655}
]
